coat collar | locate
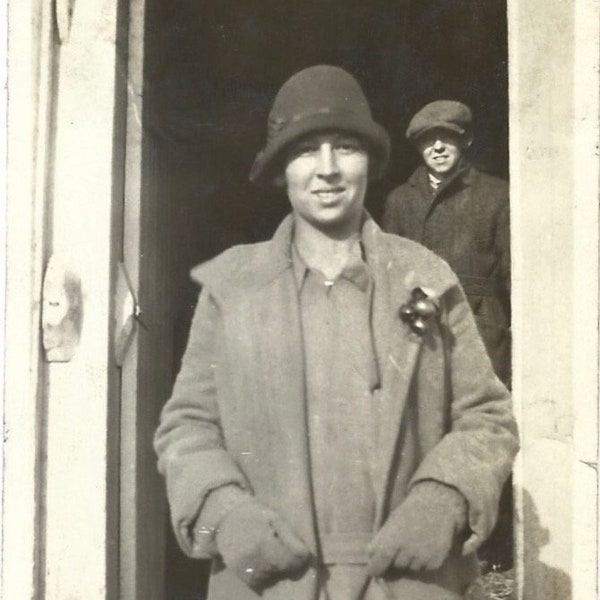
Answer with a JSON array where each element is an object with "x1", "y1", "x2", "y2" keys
[
  {"x1": 257, "y1": 211, "x2": 385, "y2": 289},
  {"x1": 408, "y1": 161, "x2": 475, "y2": 195},
  {"x1": 262, "y1": 211, "x2": 438, "y2": 359},
  {"x1": 250, "y1": 213, "x2": 296, "y2": 289}
]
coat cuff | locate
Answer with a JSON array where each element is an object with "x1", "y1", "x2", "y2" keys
[
  {"x1": 408, "y1": 432, "x2": 515, "y2": 555},
  {"x1": 408, "y1": 480, "x2": 468, "y2": 531},
  {"x1": 162, "y1": 448, "x2": 251, "y2": 558},
  {"x1": 192, "y1": 484, "x2": 253, "y2": 557}
]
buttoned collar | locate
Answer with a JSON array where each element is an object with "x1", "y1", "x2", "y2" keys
[
  {"x1": 291, "y1": 238, "x2": 371, "y2": 292},
  {"x1": 288, "y1": 214, "x2": 373, "y2": 293},
  {"x1": 224, "y1": 210, "x2": 382, "y2": 296}
]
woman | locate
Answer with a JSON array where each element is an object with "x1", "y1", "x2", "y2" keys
[{"x1": 154, "y1": 65, "x2": 518, "y2": 600}]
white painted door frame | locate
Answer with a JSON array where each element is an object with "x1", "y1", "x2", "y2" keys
[
  {"x1": 4, "y1": 0, "x2": 56, "y2": 597},
  {"x1": 509, "y1": 2, "x2": 599, "y2": 598},
  {"x1": 4, "y1": 0, "x2": 127, "y2": 598}
]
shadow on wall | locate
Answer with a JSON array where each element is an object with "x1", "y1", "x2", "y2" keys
[{"x1": 521, "y1": 488, "x2": 572, "y2": 600}]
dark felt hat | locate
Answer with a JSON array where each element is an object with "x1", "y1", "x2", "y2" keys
[
  {"x1": 249, "y1": 65, "x2": 390, "y2": 186},
  {"x1": 406, "y1": 100, "x2": 473, "y2": 143}
]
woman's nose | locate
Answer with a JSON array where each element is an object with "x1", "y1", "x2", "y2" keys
[
  {"x1": 316, "y1": 144, "x2": 339, "y2": 176},
  {"x1": 432, "y1": 139, "x2": 445, "y2": 151}
]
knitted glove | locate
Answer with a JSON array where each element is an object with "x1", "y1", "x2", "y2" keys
[
  {"x1": 367, "y1": 481, "x2": 468, "y2": 574},
  {"x1": 213, "y1": 495, "x2": 312, "y2": 590}
]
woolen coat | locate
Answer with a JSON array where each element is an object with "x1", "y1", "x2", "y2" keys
[
  {"x1": 154, "y1": 214, "x2": 518, "y2": 600},
  {"x1": 383, "y1": 165, "x2": 511, "y2": 384}
]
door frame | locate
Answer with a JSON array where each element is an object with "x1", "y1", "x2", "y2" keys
[
  {"x1": 120, "y1": 2, "x2": 600, "y2": 597},
  {"x1": 4, "y1": 0, "x2": 127, "y2": 598}
]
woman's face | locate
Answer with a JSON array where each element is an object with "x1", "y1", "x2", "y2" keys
[{"x1": 284, "y1": 131, "x2": 369, "y2": 235}]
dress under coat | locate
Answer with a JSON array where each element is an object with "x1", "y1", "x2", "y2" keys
[
  {"x1": 154, "y1": 214, "x2": 518, "y2": 600},
  {"x1": 383, "y1": 164, "x2": 511, "y2": 385}
]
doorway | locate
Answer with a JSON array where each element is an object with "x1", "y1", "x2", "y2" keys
[{"x1": 141, "y1": 2, "x2": 509, "y2": 598}]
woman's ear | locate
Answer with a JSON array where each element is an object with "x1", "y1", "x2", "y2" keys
[{"x1": 462, "y1": 133, "x2": 474, "y2": 150}]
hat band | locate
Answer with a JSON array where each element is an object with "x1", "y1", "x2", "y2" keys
[{"x1": 267, "y1": 107, "x2": 369, "y2": 142}]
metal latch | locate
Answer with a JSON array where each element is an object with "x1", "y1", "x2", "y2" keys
[{"x1": 113, "y1": 262, "x2": 143, "y2": 366}]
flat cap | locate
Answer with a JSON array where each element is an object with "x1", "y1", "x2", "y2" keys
[{"x1": 406, "y1": 100, "x2": 472, "y2": 142}]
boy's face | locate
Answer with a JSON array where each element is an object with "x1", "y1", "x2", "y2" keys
[
  {"x1": 283, "y1": 131, "x2": 369, "y2": 235},
  {"x1": 416, "y1": 128, "x2": 466, "y2": 177}
]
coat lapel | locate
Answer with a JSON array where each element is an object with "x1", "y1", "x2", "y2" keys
[
  {"x1": 362, "y1": 220, "x2": 425, "y2": 524},
  {"x1": 245, "y1": 216, "x2": 318, "y2": 554},
  {"x1": 233, "y1": 216, "x2": 429, "y2": 541}
]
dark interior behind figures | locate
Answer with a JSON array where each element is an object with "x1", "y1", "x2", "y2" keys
[{"x1": 142, "y1": 2, "x2": 509, "y2": 597}]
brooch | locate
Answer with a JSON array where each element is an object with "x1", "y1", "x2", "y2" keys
[{"x1": 399, "y1": 287, "x2": 441, "y2": 335}]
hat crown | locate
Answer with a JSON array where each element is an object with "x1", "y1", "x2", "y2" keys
[
  {"x1": 406, "y1": 100, "x2": 472, "y2": 142},
  {"x1": 267, "y1": 65, "x2": 372, "y2": 142}
]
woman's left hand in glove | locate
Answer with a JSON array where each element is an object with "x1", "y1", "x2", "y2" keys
[{"x1": 367, "y1": 481, "x2": 468, "y2": 574}]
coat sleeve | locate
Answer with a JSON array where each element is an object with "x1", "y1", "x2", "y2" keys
[
  {"x1": 154, "y1": 285, "x2": 251, "y2": 558},
  {"x1": 409, "y1": 282, "x2": 519, "y2": 555}
]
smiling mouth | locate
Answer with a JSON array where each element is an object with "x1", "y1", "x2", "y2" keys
[{"x1": 313, "y1": 187, "x2": 345, "y2": 198}]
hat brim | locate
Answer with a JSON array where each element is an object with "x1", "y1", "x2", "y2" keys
[
  {"x1": 249, "y1": 110, "x2": 390, "y2": 187},
  {"x1": 407, "y1": 122, "x2": 469, "y2": 142}
]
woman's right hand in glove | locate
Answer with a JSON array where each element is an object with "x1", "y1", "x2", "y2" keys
[{"x1": 215, "y1": 498, "x2": 312, "y2": 590}]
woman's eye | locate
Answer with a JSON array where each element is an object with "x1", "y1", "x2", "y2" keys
[
  {"x1": 297, "y1": 145, "x2": 318, "y2": 155},
  {"x1": 336, "y1": 142, "x2": 360, "y2": 153}
]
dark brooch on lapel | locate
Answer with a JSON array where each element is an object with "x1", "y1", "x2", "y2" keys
[{"x1": 399, "y1": 287, "x2": 441, "y2": 335}]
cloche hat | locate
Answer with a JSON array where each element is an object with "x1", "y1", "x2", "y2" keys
[{"x1": 249, "y1": 65, "x2": 390, "y2": 186}]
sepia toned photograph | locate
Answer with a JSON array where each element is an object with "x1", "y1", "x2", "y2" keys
[{"x1": 3, "y1": 1, "x2": 598, "y2": 600}]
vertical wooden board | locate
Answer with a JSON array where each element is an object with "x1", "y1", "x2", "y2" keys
[
  {"x1": 42, "y1": 0, "x2": 122, "y2": 598},
  {"x1": 119, "y1": 0, "x2": 169, "y2": 597},
  {"x1": 508, "y1": 0, "x2": 598, "y2": 598},
  {"x1": 4, "y1": 0, "x2": 55, "y2": 598},
  {"x1": 571, "y1": 2, "x2": 600, "y2": 598}
]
